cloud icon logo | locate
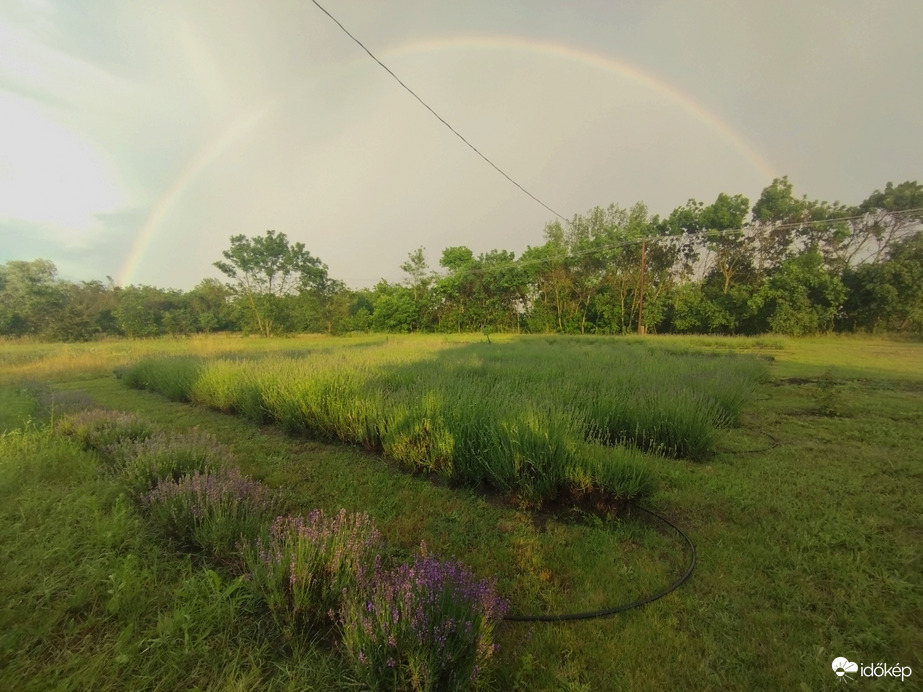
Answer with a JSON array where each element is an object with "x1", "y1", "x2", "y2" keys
[{"x1": 832, "y1": 657, "x2": 858, "y2": 679}]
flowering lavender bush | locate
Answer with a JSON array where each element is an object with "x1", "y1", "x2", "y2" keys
[
  {"x1": 56, "y1": 408, "x2": 154, "y2": 452},
  {"x1": 104, "y1": 428, "x2": 235, "y2": 496},
  {"x1": 243, "y1": 509, "x2": 382, "y2": 631},
  {"x1": 142, "y1": 467, "x2": 277, "y2": 561},
  {"x1": 340, "y1": 545, "x2": 510, "y2": 692}
]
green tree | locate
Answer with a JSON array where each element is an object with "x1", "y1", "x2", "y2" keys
[
  {"x1": 0, "y1": 259, "x2": 63, "y2": 337},
  {"x1": 294, "y1": 278, "x2": 351, "y2": 335},
  {"x1": 848, "y1": 181, "x2": 923, "y2": 264},
  {"x1": 701, "y1": 192, "x2": 753, "y2": 294},
  {"x1": 840, "y1": 232, "x2": 923, "y2": 333},
  {"x1": 590, "y1": 203, "x2": 657, "y2": 334},
  {"x1": 435, "y1": 246, "x2": 477, "y2": 333},
  {"x1": 214, "y1": 230, "x2": 329, "y2": 337},
  {"x1": 749, "y1": 250, "x2": 846, "y2": 335},
  {"x1": 371, "y1": 281, "x2": 417, "y2": 333},
  {"x1": 186, "y1": 278, "x2": 236, "y2": 333},
  {"x1": 400, "y1": 247, "x2": 436, "y2": 331},
  {"x1": 114, "y1": 285, "x2": 192, "y2": 337},
  {"x1": 49, "y1": 280, "x2": 119, "y2": 341}
]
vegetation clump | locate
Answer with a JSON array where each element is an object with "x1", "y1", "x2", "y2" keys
[
  {"x1": 123, "y1": 339, "x2": 767, "y2": 504},
  {"x1": 243, "y1": 509, "x2": 384, "y2": 632},
  {"x1": 103, "y1": 428, "x2": 234, "y2": 495},
  {"x1": 38, "y1": 404, "x2": 515, "y2": 690},
  {"x1": 340, "y1": 545, "x2": 509, "y2": 692},
  {"x1": 143, "y1": 467, "x2": 278, "y2": 561},
  {"x1": 56, "y1": 408, "x2": 154, "y2": 452}
]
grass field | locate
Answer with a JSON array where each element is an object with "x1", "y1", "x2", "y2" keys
[{"x1": 1, "y1": 334, "x2": 920, "y2": 690}]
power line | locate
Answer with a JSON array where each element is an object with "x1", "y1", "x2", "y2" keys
[{"x1": 309, "y1": 0, "x2": 569, "y2": 223}]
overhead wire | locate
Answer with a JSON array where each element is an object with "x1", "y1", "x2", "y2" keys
[
  {"x1": 308, "y1": 0, "x2": 569, "y2": 223},
  {"x1": 308, "y1": 2, "x2": 922, "y2": 288},
  {"x1": 305, "y1": 4, "x2": 922, "y2": 623}
]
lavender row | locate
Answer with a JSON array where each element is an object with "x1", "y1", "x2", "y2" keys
[{"x1": 56, "y1": 408, "x2": 509, "y2": 690}]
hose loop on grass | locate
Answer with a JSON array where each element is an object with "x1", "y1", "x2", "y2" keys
[
  {"x1": 715, "y1": 429, "x2": 780, "y2": 455},
  {"x1": 503, "y1": 504, "x2": 696, "y2": 622}
]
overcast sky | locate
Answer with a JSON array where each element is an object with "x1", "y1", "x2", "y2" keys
[{"x1": 1, "y1": 0, "x2": 920, "y2": 290}]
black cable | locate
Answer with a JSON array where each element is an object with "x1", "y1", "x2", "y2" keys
[
  {"x1": 503, "y1": 504, "x2": 696, "y2": 622},
  {"x1": 715, "y1": 429, "x2": 779, "y2": 455},
  {"x1": 308, "y1": 0, "x2": 569, "y2": 223}
]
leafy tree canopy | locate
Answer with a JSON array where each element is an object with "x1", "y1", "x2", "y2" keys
[{"x1": 214, "y1": 230, "x2": 328, "y2": 297}]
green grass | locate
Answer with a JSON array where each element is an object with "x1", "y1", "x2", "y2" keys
[
  {"x1": 0, "y1": 428, "x2": 352, "y2": 691},
  {"x1": 1, "y1": 333, "x2": 921, "y2": 690}
]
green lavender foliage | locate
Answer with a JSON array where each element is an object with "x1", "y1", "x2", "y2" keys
[
  {"x1": 122, "y1": 339, "x2": 767, "y2": 504},
  {"x1": 242, "y1": 510, "x2": 383, "y2": 632},
  {"x1": 143, "y1": 467, "x2": 278, "y2": 561},
  {"x1": 56, "y1": 408, "x2": 154, "y2": 452},
  {"x1": 103, "y1": 428, "x2": 235, "y2": 496},
  {"x1": 340, "y1": 545, "x2": 510, "y2": 692}
]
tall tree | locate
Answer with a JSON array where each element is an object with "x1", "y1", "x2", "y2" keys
[
  {"x1": 840, "y1": 231, "x2": 923, "y2": 333},
  {"x1": 435, "y1": 246, "x2": 477, "y2": 333},
  {"x1": 214, "y1": 230, "x2": 329, "y2": 337},
  {"x1": 400, "y1": 247, "x2": 435, "y2": 331},
  {"x1": 0, "y1": 259, "x2": 63, "y2": 336},
  {"x1": 850, "y1": 181, "x2": 923, "y2": 264},
  {"x1": 749, "y1": 250, "x2": 846, "y2": 335}
]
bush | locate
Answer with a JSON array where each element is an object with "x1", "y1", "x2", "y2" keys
[
  {"x1": 142, "y1": 467, "x2": 278, "y2": 561},
  {"x1": 243, "y1": 509, "x2": 382, "y2": 632},
  {"x1": 122, "y1": 356, "x2": 201, "y2": 402},
  {"x1": 340, "y1": 545, "x2": 509, "y2": 692},
  {"x1": 56, "y1": 408, "x2": 154, "y2": 452},
  {"x1": 104, "y1": 429, "x2": 234, "y2": 496}
]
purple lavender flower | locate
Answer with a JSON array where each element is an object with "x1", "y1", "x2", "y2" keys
[
  {"x1": 242, "y1": 508, "x2": 382, "y2": 631},
  {"x1": 339, "y1": 542, "x2": 509, "y2": 691},
  {"x1": 143, "y1": 466, "x2": 276, "y2": 558}
]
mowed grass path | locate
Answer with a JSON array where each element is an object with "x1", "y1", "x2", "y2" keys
[{"x1": 1, "y1": 335, "x2": 920, "y2": 690}]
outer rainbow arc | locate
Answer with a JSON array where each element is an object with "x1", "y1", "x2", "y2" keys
[
  {"x1": 119, "y1": 33, "x2": 776, "y2": 286},
  {"x1": 386, "y1": 35, "x2": 777, "y2": 183}
]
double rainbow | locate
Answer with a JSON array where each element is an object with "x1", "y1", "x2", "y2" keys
[{"x1": 119, "y1": 35, "x2": 775, "y2": 286}]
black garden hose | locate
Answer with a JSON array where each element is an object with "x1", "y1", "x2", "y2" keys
[{"x1": 503, "y1": 504, "x2": 696, "y2": 622}]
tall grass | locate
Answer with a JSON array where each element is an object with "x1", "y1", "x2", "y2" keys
[{"x1": 123, "y1": 338, "x2": 767, "y2": 505}]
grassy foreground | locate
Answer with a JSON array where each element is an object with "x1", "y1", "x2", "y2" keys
[{"x1": 1, "y1": 334, "x2": 921, "y2": 690}]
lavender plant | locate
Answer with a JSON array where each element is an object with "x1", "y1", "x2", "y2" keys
[
  {"x1": 104, "y1": 428, "x2": 235, "y2": 496},
  {"x1": 142, "y1": 467, "x2": 277, "y2": 561},
  {"x1": 340, "y1": 544, "x2": 510, "y2": 692},
  {"x1": 243, "y1": 509, "x2": 382, "y2": 631},
  {"x1": 56, "y1": 408, "x2": 154, "y2": 452}
]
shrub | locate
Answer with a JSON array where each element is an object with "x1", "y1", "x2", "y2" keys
[
  {"x1": 568, "y1": 441, "x2": 654, "y2": 502},
  {"x1": 340, "y1": 545, "x2": 509, "y2": 692},
  {"x1": 56, "y1": 408, "x2": 154, "y2": 452},
  {"x1": 142, "y1": 467, "x2": 278, "y2": 561},
  {"x1": 104, "y1": 429, "x2": 234, "y2": 496},
  {"x1": 243, "y1": 509, "x2": 382, "y2": 632},
  {"x1": 122, "y1": 356, "x2": 201, "y2": 402}
]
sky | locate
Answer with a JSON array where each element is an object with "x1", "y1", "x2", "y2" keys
[{"x1": 1, "y1": 0, "x2": 920, "y2": 290}]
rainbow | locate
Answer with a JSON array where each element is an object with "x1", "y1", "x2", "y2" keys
[
  {"x1": 388, "y1": 35, "x2": 776, "y2": 181},
  {"x1": 119, "y1": 33, "x2": 775, "y2": 285},
  {"x1": 117, "y1": 97, "x2": 281, "y2": 286}
]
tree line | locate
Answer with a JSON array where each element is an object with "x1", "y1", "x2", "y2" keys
[{"x1": 2, "y1": 177, "x2": 921, "y2": 341}]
